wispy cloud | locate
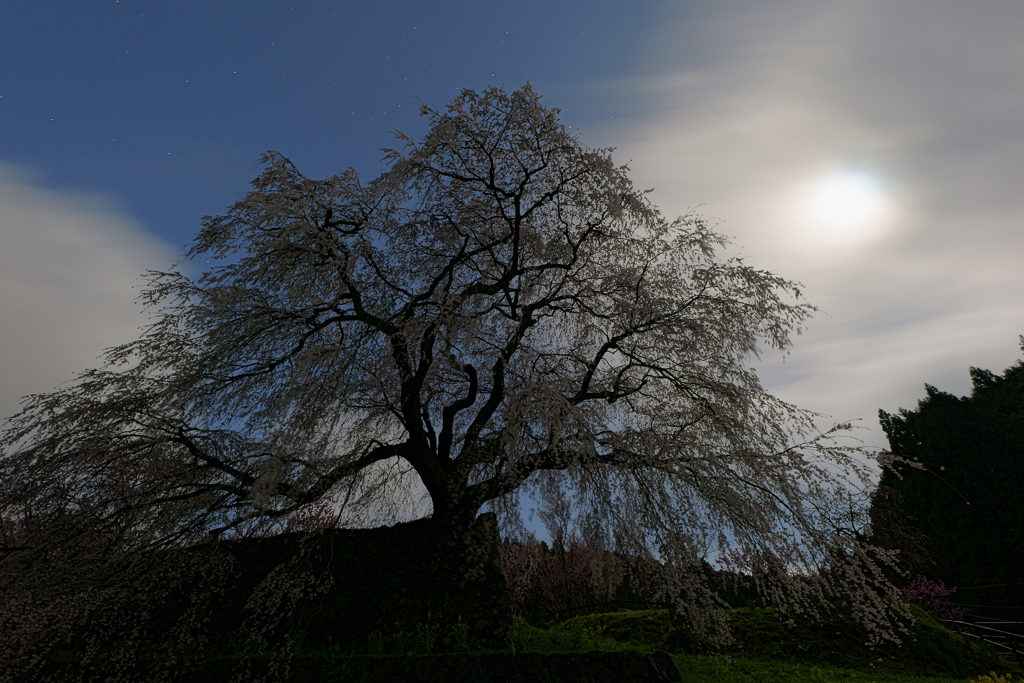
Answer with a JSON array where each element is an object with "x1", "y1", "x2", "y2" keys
[
  {"x1": 0, "y1": 163, "x2": 175, "y2": 420},
  {"x1": 605, "y1": 1, "x2": 1024, "y2": 449}
]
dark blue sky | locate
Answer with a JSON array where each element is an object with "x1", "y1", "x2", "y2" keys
[{"x1": 1, "y1": 0, "x2": 663, "y2": 250}]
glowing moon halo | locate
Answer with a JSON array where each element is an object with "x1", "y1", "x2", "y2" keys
[
  {"x1": 809, "y1": 172, "x2": 883, "y2": 226},
  {"x1": 791, "y1": 171, "x2": 889, "y2": 247}
]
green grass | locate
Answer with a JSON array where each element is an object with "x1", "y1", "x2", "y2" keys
[
  {"x1": 669, "y1": 654, "x2": 992, "y2": 683},
  {"x1": 508, "y1": 607, "x2": 1023, "y2": 682}
]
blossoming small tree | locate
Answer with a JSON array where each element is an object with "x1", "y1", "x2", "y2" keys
[{"x1": 903, "y1": 575, "x2": 967, "y2": 620}]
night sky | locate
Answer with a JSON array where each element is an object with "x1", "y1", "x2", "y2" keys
[{"x1": 3, "y1": 1, "x2": 1022, "y2": 462}]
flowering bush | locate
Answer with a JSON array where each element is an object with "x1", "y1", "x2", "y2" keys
[
  {"x1": 903, "y1": 574, "x2": 968, "y2": 620},
  {"x1": 975, "y1": 673, "x2": 1015, "y2": 683}
]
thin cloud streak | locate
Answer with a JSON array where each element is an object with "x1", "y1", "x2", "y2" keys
[
  {"x1": 607, "y1": 1, "x2": 1024, "y2": 451},
  {"x1": 0, "y1": 163, "x2": 175, "y2": 421}
]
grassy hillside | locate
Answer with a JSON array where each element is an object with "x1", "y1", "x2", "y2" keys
[{"x1": 511, "y1": 607, "x2": 1022, "y2": 681}]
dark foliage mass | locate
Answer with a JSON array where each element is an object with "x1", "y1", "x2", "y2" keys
[{"x1": 873, "y1": 337, "x2": 1024, "y2": 615}]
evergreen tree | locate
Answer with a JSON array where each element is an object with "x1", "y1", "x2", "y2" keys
[{"x1": 875, "y1": 338, "x2": 1024, "y2": 614}]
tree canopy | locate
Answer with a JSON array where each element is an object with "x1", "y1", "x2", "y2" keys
[
  {"x1": 1, "y1": 86, "x2": 905, "y2": 648},
  {"x1": 874, "y1": 339, "x2": 1024, "y2": 611}
]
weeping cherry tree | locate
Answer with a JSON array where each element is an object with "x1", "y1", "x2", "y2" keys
[{"x1": 0, "y1": 86, "x2": 907, "y2": 656}]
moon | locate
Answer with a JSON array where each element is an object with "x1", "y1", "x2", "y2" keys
[
  {"x1": 811, "y1": 173, "x2": 883, "y2": 225},
  {"x1": 794, "y1": 171, "x2": 889, "y2": 246}
]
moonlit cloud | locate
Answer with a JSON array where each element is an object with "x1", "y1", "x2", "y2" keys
[
  {"x1": 606, "y1": 1, "x2": 1024, "y2": 451},
  {"x1": 0, "y1": 163, "x2": 175, "y2": 421}
]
